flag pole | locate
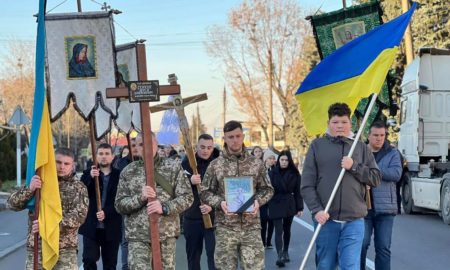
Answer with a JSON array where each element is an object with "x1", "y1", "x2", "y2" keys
[
  {"x1": 33, "y1": 0, "x2": 47, "y2": 267},
  {"x1": 299, "y1": 93, "x2": 378, "y2": 270},
  {"x1": 33, "y1": 168, "x2": 42, "y2": 270}
]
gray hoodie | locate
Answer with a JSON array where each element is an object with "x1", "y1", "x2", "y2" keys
[{"x1": 301, "y1": 133, "x2": 381, "y2": 221}]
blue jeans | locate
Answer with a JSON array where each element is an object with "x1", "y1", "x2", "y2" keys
[
  {"x1": 315, "y1": 218, "x2": 365, "y2": 270},
  {"x1": 360, "y1": 210, "x2": 395, "y2": 270}
]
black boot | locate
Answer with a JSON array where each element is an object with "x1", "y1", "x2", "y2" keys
[
  {"x1": 282, "y1": 250, "x2": 290, "y2": 262},
  {"x1": 276, "y1": 252, "x2": 285, "y2": 267}
]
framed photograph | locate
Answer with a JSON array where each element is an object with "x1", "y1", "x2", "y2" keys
[{"x1": 224, "y1": 177, "x2": 254, "y2": 213}]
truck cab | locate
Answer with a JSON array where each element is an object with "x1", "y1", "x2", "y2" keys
[{"x1": 398, "y1": 48, "x2": 450, "y2": 224}]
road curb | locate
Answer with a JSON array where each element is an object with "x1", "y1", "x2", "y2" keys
[
  {"x1": 0, "y1": 192, "x2": 10, "y2": 211},
  {"x1": 0, "y1": 239, "x2": 26, "y2": 259}
]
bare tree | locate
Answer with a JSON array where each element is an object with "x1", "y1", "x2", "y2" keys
[
  {"x1": 205, "y1": 0, "x2": 313, "y2": 147},
  {"x1": 0, "y1": 40, "x2": 35, "y2": 123}
]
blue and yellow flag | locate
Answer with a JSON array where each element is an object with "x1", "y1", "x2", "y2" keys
[
  {"x1": 25, "y1": 0, "x2": 62, "y2": 268},
  {"x1": 295, "y1": 3, "x2": 416, "y2": 136}
]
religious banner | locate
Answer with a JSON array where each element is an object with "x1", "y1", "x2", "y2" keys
[
  {"x1": 309, "y1": 1, "x2": 382, "y2": 59},
  {"x1": 93, "y1": 104, "x2": 112, "y2": 138},
  {"x1": 45, "y1": 11, "x2": 117, "y2": 137},
  {"x1": 308, "y1": 1, "x2": 393, "y2": 137},
  {"x1": 114, "y1": 42, "x2": 141, "y2": 133}
]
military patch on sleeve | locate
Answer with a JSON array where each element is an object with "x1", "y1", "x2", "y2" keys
[{"x1": 83, "y1": 195, "x2": 89, "y2": 207}]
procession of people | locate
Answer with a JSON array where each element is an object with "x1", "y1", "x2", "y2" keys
[
  {"x1": 3, "y1": 0, "x2": 421, "y2": 269},
  {"x1": 9, "y1": 108, "x2": 408, "y2": 269}
]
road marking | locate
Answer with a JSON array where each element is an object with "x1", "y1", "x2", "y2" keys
[
  {"x1": 0, "y1": 239, "x2": 26, "y2": 259},
  {"x1": 294, "y1": 216, "x2": 375, "y2": 270},
  {"x1": 0, "y1": 232, "x2": 11, "y2": 236}
]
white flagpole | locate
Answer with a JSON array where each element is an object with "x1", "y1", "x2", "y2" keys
[{"x1": 299, "y1": 93, "x2": 378, "y2": 270}]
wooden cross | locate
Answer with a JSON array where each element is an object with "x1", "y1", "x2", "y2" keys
[
  {"x1": 149, "y1": 77, "x2": 212, "y2": 228},
  {"x1": 106, "y1": 43, "x2": 180, "y2": 270}
]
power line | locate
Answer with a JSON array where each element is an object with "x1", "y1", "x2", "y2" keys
[
  {"x1": 89, "y1": 0, "x2": 104, "y2": 8},
  {"x1": 47, "y1": 0, "x2": 70, "y2": 14},
  {"x1": 113, "y1": 18, "x2": 139, "y2": 41}
]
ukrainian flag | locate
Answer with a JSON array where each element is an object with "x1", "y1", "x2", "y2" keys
[
  {"x1": 25, "y1": 0, "x2": 62, "y2": 268},
  {"x1": 296, "y1": 3, "x2": 416, "y2": 136}
]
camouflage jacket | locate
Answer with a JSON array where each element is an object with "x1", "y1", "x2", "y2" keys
[
  {"x1": 115, "y1": 155, "x2": 193, "y2": 242},
  {"x1": 200, "y1": 148, "x2": 274, "y2": 231},
  {"x1": 8, "y1": 175, "x2": 88, "y2": 249}
]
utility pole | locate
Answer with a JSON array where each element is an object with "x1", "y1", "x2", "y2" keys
[
  {"x1": 342, "y1": 0, "x2": 347, "y2": 8},
  {"x1": 0, "y1": 99, "x2": 6, "y2": 123},
  {"x1": 196, "y1": 104, "x2": 201, "y2": 136},
  {"x1": 268, "y1": 49, "x2": 274, "y2": 148},
  {"x1": 18, "y1": 58, "x2": 25, "y2": 109},
  {"x1": 191, "y1": 113, "x2": 197, "y2": 142},
  {"x1": 222, "y1": 86, "x2": 227, "y2": 128},
  {"x1": 402, "y1": 0, "x2": 414, "y2": 64}
]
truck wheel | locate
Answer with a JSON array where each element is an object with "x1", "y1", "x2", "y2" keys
[
  {"x1": 440, "y1": 179, "x2": 450, "y2": 225},
  {"x1": 402, "y1": 172, "x2": 416, "y2": 214}
]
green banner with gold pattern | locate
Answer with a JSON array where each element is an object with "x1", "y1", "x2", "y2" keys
[{"x1": 309, "y1": 0, "x2": 392, "y2": 138}]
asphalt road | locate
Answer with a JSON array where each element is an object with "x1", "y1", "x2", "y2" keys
[{"x1": 1, "y1": 208, "x2": 450, "y2": 269}]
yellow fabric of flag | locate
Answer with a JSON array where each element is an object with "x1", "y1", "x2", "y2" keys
[{"x1": 37, "y1": 99, "x2": 62, "y2": 269}]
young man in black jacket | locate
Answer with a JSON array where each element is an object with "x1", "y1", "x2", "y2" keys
[
  {"x1": 79, "y1": 143, "x2": 122, "y2": 270},
  {"x1": 182, "y1": 134, "x2": 220, "y2": 270}
]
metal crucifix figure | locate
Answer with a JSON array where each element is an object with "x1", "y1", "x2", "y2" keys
[{"x1": 150, "y1": 74, "x2": 212, "y2": 229}]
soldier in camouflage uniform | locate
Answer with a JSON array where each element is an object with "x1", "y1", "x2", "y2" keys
[
  {"x1": 115, "y1": 133, "x2": 193, "y2": 270},
  {"x1": 200, "y1": 120, "x2": 274, "y2": 270},
  {"x1": 8, "y1": 147, "x2": 88, "y2": 270}
]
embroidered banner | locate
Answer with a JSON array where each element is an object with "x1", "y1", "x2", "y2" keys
[
  {"x1": 45, "y1": 11, "x2": 117, "y2": 137},
  {"x1": 113, "y1": 42, "x2": 142, "y2": 134}
]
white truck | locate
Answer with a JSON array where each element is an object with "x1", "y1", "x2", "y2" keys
[{"x1": 398, "y1": 47, "x2": 450, "y2": 224}]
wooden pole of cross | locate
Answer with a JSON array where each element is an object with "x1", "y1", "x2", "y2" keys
[
  {"x1": 149, "y1": 75, "x2": 212, "y2": 229},
  {"x1": 106, "y1": 43, "x2": 180, "y2": 270}
]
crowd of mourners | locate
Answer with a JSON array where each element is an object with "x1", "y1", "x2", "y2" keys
[{"x1": 8, "y1": 102, "x2": 403, "y2": 270}]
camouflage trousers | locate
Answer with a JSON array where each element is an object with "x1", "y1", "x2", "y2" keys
[
  {"x1": 128, "y1": 237, "x2": 176, "y2": 270},
  {"x1": 215, "y1": 226, "x2": 265, "y2": 270},
  {"x1": 25, "y1": 248, "x2": 78, "y2": 270}
]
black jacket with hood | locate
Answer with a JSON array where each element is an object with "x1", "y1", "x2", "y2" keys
[{"x1": 181, "y1": 148, "x2": 220, "y2": 221}]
